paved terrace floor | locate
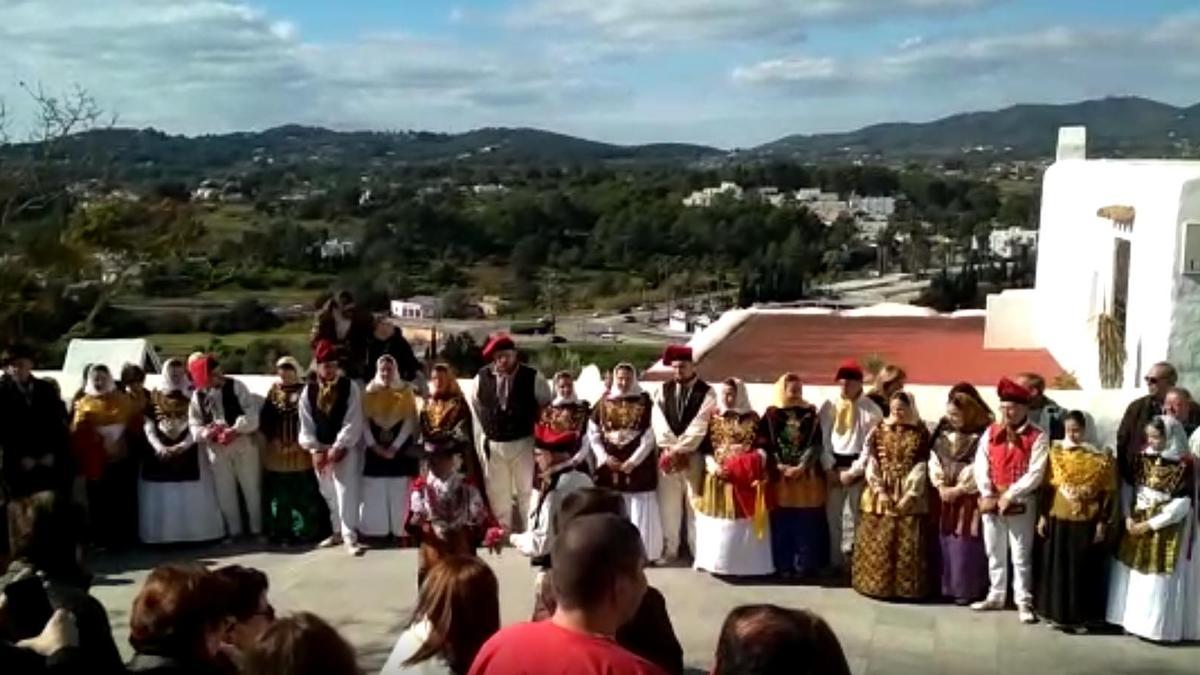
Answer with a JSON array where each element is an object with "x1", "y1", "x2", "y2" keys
[{"x1": 89, "y1": 544, "x2": 1198, "y2": 675}]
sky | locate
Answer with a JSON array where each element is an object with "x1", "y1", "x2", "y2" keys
[{"x1": 1, "y1": 0, "x2": 1199, "y2": 148}]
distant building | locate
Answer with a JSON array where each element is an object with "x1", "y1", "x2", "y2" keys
[
  {"x1": 315, "y1": 238, "x2": 357, "y2": 260},
  {"x1": 391, "y1": 296, "x2": 441, "y2": 320},
  {"x1": 850, "y1": 195, "x2": 896, "y2": 218},
  {"x1": 794, "y1": 188, "x2": 823, "y2": 202},
  {"x1": 682, "y1": 182, "x2": 744, "y2": 207},
  {"x1": 192, "y1": 180, "x2": 221, "y2": 202},
  {"x1": 808, "y1": 200, "x2": 851, "y2": 225},
  {"x1": 857, "y1": 216, "x2": 890, "y2": 244},
  {"x1": 471, "y1": 184, "x2": 509, "y2": 196},
  {"x1": 988, "y1": 227, "x2": 1038, "y2": 259}
]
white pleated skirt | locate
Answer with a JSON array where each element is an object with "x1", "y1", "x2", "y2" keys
[{"x1": 693, "y1": 511, "x2": 774, "y2": 576}]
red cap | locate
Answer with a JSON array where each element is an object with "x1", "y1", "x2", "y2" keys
[
  {"x1": 482, "y1": 334, "x2": 516, "y2": 360},
  {"x1": 188, "y1": 355, "x2": 212, "y2": 390},
  {"x1": 662, "y1": 344, "x2": 694, "y2": 365},
  {"x1": 996, "y1": 377, "x2": 1033, "y2": 405},
  {"x1": 534, "y1": 424, "x2": 579, "y2": 453},
  {"x1": 314, "y1": 340, "x2": 338, "y2": 365},
  {"x1": 834, "y1": 359, "x2": 864, "y2": 382}
]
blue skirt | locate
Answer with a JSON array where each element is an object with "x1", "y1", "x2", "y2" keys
[{"x1": 771, "y1": 507, "x2": 830, "y2": 574}]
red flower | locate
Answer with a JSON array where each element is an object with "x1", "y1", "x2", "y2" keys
[{"x1": 482, "y1": 526, "x2": 506, "y2": 554}]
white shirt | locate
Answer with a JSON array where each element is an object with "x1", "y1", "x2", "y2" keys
[
  {"x1": 298, "y1": 377, "x2": 365, "y2": 452},
  {"x1": 651, "y1": 380, "x2": 717, "y2": 455},
  {"x1": 380, "y1": 620, "x2": 454, "y2": 675},
  {"x1": 818, "y1": 395, "x2": 883, "y2": 462}
]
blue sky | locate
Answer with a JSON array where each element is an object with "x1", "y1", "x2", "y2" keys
[{"x1": 2, "y1": 1, "x2": 1199, "y2": 147}]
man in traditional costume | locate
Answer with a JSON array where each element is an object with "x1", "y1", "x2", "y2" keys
[
  {"x1": 929, "y1": 390, "x2": 992, "y2": 604},
  {"x1": 818, "y1": 360, "x2": 883, "y2": 572},
  {"x1": 539, "y1": 371, "x2": 593, "y2": 471},
  {"x1": 405, "y1": 438, "x2": 498, "y2": 587},
  {"x1": 472, "y1": 334, "x2": 551, "y2": 532},
  {"x1": 972, "y1": 377, "x2": 1048, "y2": 624},
  {"x1": 70, "y1": 364, "x2": 137, "y2": 548},
  {"x1": 188, "y1": 355, "x2": 262, "y2": 540},
  {"x1": 260, "y1": 356, "x2": 327, "y2": 545},
  {"x1": 359, "y1": 355, "x2": 420, "y2": 542},
  {"x1": 851, "y1": 392, "x2": 933, "y2": 600},
  {"x1": 1035, "y1": 410, "x2": 1117, "y2": 632},
  {"x1": 588, "y1": 363, "x2": 663, "y2": 562},
  {"x1": 138, "y1": 359, "x2": 225, "y2": 544},
  {"x1": 1106, "y1": 415, "x2": 1200, "y2": 642},
  {"x1": 422, "y1": 363, "x2": 484, "y2": 488},
  {"x1": 512, "y1": 423, "x2": 594, "y2": 619},
  {"x1": 694, "y1": 378, "x2": 773, "y2": 577},
  {"x1": 0, "y1": 345, "x2": 71, "y2": 502},
  {"x1": 299, "y1": 340, "x2": 367, "y2": 556},
  {"x1": 651, "y1": 345, "x2": 716, "y2": 563},
  {"x1": 761, "y1": 373, "x2": 829, "y2": 579}
]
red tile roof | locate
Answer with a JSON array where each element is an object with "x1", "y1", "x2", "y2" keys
[{"x1": 652, "y1": 313, "x2": 1064, "y2": 386}]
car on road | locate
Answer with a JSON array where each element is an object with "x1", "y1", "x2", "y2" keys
[
  {"x1": 550, "y1": 335, "x2": 568, "y2": 344},
  {"x1": 622, "y1": 315, "x2": 637, "y2": 323},
  {"x1": 591, "y1": 311, "x2": 603, "y2": 318}
]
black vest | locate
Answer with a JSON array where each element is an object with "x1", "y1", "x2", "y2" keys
[
  {"x1": 661, "y1": 378, "x2": 712, "y2": 454},
  {"x1": 307, "y1": 376, "x2": 353, "y2": 446},
  {"x1": 475, "y1": 365, "x2": 539, "y2": 442},
  {"x1": 200, "y1": 379, "x2": 245, "y2": 426},
  {"x1": 143, "y1": 392, "x2": 201, "y2": 483}
]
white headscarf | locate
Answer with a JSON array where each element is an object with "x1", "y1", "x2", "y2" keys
[
  {"x1": 606, "y1": 363, "x2": 643, "y2": 399},
  {"x1": 1148, "y1": 414, "x2": 1189, "y2": 461},
  {"x1": 717, "y1": 378, "x2": 753, "y2": 415},
  {"x1": 551, "y1": 370, "x2": 579, "y2": 406},
  {"x1": 1058, "y1": 410, "x2": 1109, "y2": 453},
  {"x1": 367, "y1": 355, "x2": 409, "y2": 393},
  {"x1": 160, "y1": 359, "x2": 192, "y2": 396},
  {"x1": 84, "y1": 365, "x2": 115, "y2": 397}
]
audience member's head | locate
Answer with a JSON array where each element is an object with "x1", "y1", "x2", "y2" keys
[
  {"x1": 405, "y1": 556, "x2": 500, "y2": 675},
  {"x1": 242, "y1": 611, "x2": 360, "y2": 675},
  {"x1": 1015, "y1": 372, "x2": 1046, "y2": 400},
  {"x1": 129, "y1": 564, "x2": 235, "y2": 666},
  {"x1": 120, "y1": 363, "x2": 146, "y2": 393},
  {"x1": 714, "y1": 605, "x2": 850, "y2": 675},
  {"x1": 212, "y1": 565, "x2": 274, "y2": 652},
  {"x1": 551, "y1": 513, "x2": 647, "y2": 632},
  {"x1": 7, "y1": 492, "x2": 88, "y2": 587},
  {"x1": 558, "y1": 487, "x2": 628, "y2": 530}
]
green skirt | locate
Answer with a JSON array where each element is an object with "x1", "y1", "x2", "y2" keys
[{"x1": 262, "y1": 470, "x2": 329, "y2": 543}]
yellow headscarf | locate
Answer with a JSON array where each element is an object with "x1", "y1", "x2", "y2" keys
[{"x1": 772, "y1": 372, "x2": 810, "y2": 409}]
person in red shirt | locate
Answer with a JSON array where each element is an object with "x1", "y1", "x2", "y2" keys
[{"x1": 468, "y1": 513, "x2": 664, "y2": 675}]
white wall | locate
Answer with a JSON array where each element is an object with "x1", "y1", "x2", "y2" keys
[
  {"x1": 1034, "y1": 160, "x2": 1200, "y2": 389},
  {"x1": 983, "y1": 289, "x2": 1038, "y2": 349},
  {"x1": 1167, "y1": 179, "x2": 1200, "y2": 389}
]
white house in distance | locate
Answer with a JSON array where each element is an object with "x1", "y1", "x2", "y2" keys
[
  {"x1": 988, "y1": 226, "x2": 1038, "y2": 259},
  {"x1": 985, "y1": 126, "x2": 1200, "y2": 390},
  {"x1": 391, "y1": 295, "x2": 441, "y2": 320},
  {"x1": 682, "y1": 181, "x2": 744, "y2": 207}
]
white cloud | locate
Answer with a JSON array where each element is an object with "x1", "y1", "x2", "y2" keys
[
  {"x1": 732, "y1": 12, "x2": 1200, "y2": 97},
  {"x1": 514, "y1": 0, "x2": 1002, "y2": 43},
  {"x1": 0, "y1": 0, "x2": 623, "y2": 136}
]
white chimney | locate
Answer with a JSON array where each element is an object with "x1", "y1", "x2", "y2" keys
[{"x1": 1057, "y1": 126, "x2": 1087, "y2": 161}]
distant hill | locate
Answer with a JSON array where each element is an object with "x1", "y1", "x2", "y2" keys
[
  {"x1": 751, "y1": 96, "x2": 1200, "y2": 161},
  {"x1": 5, "y1": 124, "x2": 723, "y2": 179}
]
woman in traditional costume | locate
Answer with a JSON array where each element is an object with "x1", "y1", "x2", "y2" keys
[
  {"x1": 761, "y1": 373, "x2": 828, "y2": 579},
  {"x1": 259, "y1": 356, "x2": 328, "y2": 545},
  {"x1": 360, "y1": 355, "x2": 421, "y2": 542},
  {"x1": 694, "y1": 378, "x2": 773, "y2": 577},
  {"x1": 137, "y1": 359, "x2": 225, "y2": 544},
  {"x1": 421, "y1": 364, "x2": 484, "y2": 490},
  {"x1": 929, "y1": 390, "x2": 992, "y2": 604},
  {"x1": 1035, "y1": 410, "x2": 1117, "y2": 632},
  {"x1": 588, "y1": 363, "x2": 663, "y2": 563},
  {"x1": 70, "y1": 364, "x2": 138, "y2": 548},
  {"x1": 1106, "y1": 415, "x2": 1200, "y2": 642},
  {"x1": 851, "y1": 391, "x2": 934, "y2": 600}
]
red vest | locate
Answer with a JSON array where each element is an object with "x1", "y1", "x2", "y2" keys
[{"x1": 986, "y1": 422, "x2": 1041, "y2": 493}]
